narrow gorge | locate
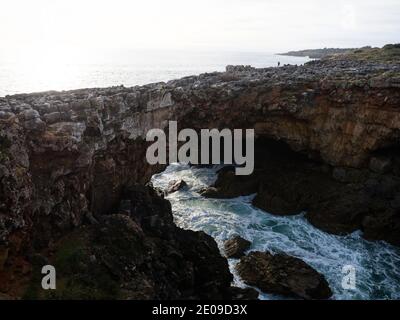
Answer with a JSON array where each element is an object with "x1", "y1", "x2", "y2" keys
[{"x1": 1, "y1": 47, "x2": 400, "y2": 299}]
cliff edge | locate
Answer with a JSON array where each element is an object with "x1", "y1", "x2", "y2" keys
[{"x1": 1, "y1": 45, "x2": 400, "y2": 298}]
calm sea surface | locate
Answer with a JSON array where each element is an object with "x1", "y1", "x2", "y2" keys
[{"x1": 0, "y1": 51, "x2": 310, "y2": 97}]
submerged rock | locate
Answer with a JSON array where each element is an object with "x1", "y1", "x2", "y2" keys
[
  {"x1": 224, "y1": 236, "x2": 251, "y2": 259},
  {"x1": 236, "y1": 251, "x2": 333, "y2": 300}
]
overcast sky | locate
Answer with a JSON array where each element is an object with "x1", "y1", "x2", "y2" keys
[{"x1": 0, "y1": 0, "x2": 398, "y2": 58}]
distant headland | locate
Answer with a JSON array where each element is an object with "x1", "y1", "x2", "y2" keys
[{"x1": 278, "y1": 47, "x2": 368, "y2": 59}]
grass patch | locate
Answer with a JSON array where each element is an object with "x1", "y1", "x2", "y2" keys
[{"x1": 345, "y1": 44, "x2": 400, "y2": 63}]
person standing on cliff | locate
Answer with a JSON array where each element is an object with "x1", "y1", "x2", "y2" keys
[{"x1": 278, "y1": 61, "x2": 281, "y2": 67}]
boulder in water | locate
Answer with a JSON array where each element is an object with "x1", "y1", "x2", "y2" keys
[
  {"x1": 199, "y1": 187, "x2": 219, "y2": 197},
  {"x1": 236, "y1": 251, "x2": 333, "y2": 300},
  {"x1": 224, "y1": 236, "x2": 251, "y2": 259},
  {"x1": 167, "y1": 179, "x2": 188, "y2": 194}
]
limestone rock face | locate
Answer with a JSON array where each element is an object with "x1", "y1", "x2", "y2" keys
[
  {"x1": 24, "y1": 186, "x2": 233, "y2": 300},
  {"x1": 236, "y1": 251, "x2": 333, "y2": 300},
  {"x1": 201, "y1": 138, "x2": 400, "y2": 245},
  {"x1": 1, "y1": 55, "x2": 400, "y2": 297}
]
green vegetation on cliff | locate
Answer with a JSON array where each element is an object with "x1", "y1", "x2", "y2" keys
[
  {"x1": 280, "y1": 44, "x2": 400, "y2": 62},
  {"x1": 278, "y1": 47, "x2": 357, "y2": 59},
  {"x1": 341, "y1": 44, "x2": 400, "y2": 63}
]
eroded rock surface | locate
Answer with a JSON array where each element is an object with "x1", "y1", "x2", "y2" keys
[
  {"x1": 203, "y1": 139, "x2": 400, "y2": 244},
  {"x1": 224, "y1": 236, "x2": 252, "y2": 259},
  {"x1": 236, "y1": 251, "x2": 333, "y2": 300},
  {"x1": 167, "y1": 179, "x2": 188, "y2": 194},
  {"x1": 25, "y1": 185, "x2": 233, "y2": 300},
  {"x1": 1, "y1": 47, "x2": 400, "y2": 297}
]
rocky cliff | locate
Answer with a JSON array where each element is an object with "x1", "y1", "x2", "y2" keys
[{"x1": 1, "y1": 46, "x2": 400, "y2": 298}]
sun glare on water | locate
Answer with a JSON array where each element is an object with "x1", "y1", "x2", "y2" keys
[{"x1": 4, "y1": 47, "x2": 91, "y2": 95}]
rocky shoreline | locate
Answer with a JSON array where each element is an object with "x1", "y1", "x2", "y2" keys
[{"x1": 1, "y1": 45, "x2": 400, "y2": 299}]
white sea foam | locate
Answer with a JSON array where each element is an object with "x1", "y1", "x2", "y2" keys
[{"x1": 151, "y1": 163, "x2": 400, "y2": 300}]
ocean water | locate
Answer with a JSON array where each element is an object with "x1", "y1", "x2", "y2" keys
[
  {"x1": 151, "y1": 163, "x2": 400, "y2": 300},
  {"x1": 0, "y1": 51, "x2": 310, "y2": 97}
]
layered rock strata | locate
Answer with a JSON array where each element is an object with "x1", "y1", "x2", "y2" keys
[{"x1": 1, "y1": 47, "x2": 400, "y2": 297}]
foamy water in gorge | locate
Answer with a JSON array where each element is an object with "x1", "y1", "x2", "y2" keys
[{"x1": 151, "y1": 163, "x2": 400, "y2": 300}]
